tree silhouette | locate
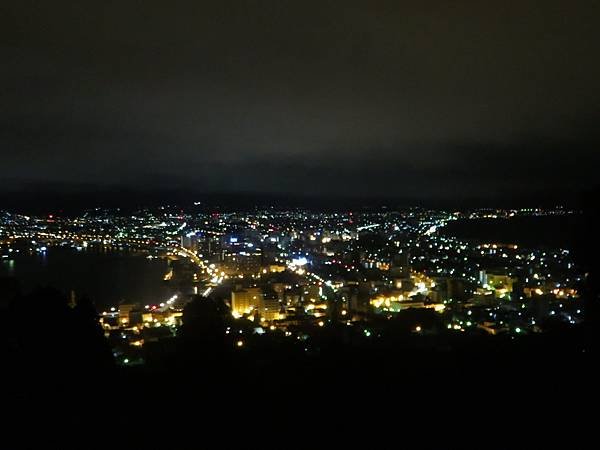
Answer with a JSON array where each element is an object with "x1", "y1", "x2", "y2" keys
[
  {"x1": 9, "y1": 287, "x2": 113, "y2": 375},
  {"x1": 179, "y1": 295, "x2": 229, "y2": 345}
]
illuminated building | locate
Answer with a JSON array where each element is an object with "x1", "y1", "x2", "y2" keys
[
  {"x1": 118, "y1": 304, "x2": 139, "y2": 326},
  {"x1": 263, "y1": 296, "x2": 283, "y2": 321},
  {"x1": 181, "y1": 232, "x2": 199, "y2": 252},
  {"x1": 479, "y1": 270, "x2": 488, "y2": 286},
  {"x1": 221, "y1": 250, "x2": 262, "y2": 275},
  {"x1": 304, "y1": 301, "x2": 328, "y2": 317},
  {"x1": 370, "y1": 294, "x2": 445, "y2": 313},
  {"x1": 231, "y1": 287, "x2": 264, "y2": 317},
  {"x1": 486, "y1": 273, "x2": 516, "y2": 299}
]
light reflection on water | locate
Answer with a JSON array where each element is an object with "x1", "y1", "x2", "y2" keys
[{"x1": 0, "y1": 246, "x2": 173, "y2": 309}]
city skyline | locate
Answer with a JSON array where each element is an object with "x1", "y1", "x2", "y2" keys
[{"x1": 2, "y1": 1, "x2": 599, "y2": 434}]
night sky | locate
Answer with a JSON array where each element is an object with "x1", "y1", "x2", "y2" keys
[{"x1": 2, "y1": 1, "x2": 599, "y2": 207}]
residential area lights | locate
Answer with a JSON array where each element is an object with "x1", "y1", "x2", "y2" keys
[{"x1": 0, "y1": 205, "x2": 584, "y2": 364}]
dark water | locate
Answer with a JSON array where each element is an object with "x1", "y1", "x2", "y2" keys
[
  {"x1": 0, "y1": 246, "x2": 172, "y2": 310},
  {"x1": 442, "y1": 215, "x2": 583, "y2": 249}
]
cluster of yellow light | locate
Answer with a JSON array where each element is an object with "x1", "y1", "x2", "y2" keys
[
  {"x1": 371, "y1": 296, "x2": 445, "y2": 313},
  {"x1": 552, "y1": 288, "x2": 577, "y2": 297},
  {"x1": 306, "y1": 303, "x2": 327, "y2": 311},
  {"x1": 371, "y1": 295, "x2": 405, "y2": 308},
  {"x1": 480, "y1": 243, "x2": 518, "y2": 250}
]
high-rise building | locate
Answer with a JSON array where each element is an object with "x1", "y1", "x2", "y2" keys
[
  {"x1": 479, "y1": 270, "x2": 488, "y2": 287},
  {"x1": 231, "y1": 287, "x2": 264, "y2": 317},
  {"x1": 390, "y1": 250, "x2": 411, "y2": 278},
  {"x1": 222, "y1": 250, "x2": 262, "y2": 275},
  {"x1": 181, "y1": 232, "x2": 199, "y2": 252}
]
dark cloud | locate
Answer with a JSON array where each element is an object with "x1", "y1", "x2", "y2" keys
[{"x1": 1, "y1": 0, "x2": 599, "y2": 206}]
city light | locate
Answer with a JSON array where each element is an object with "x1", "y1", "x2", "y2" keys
[{"x1": 0, "y1": 204, "x2": 584, "y2": 377}]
